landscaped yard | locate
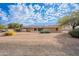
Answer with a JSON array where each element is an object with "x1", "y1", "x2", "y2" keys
[{"x1": 0, "y1": 32, "x2": 79, "y2": 56}]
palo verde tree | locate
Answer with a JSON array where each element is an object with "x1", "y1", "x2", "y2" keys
[{"x1": 58, "y1": 10, "x2": 79, "y2": 30}]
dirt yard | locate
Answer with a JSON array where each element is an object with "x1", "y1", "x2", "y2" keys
[{"x1": 0, "y1": 32, "x2": 79, "y2": 56}]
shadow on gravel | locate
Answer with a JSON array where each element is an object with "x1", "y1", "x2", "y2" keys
[{"x1": 54, "y1": 32, "x2": 79, "y2": 56}]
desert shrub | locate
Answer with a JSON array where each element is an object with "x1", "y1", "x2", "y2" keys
[
  {"x1": 4, "y1": 29, "x2": 16, "y2": 36},
  {"x1": 4, "y1": 32, "x2": 13, "y2": 36},
  {"x1": 38, "y1": 28, "x2": 43, "y2": 31},
  {"x1": 15, "y1": 28, "x2": 22, "y2": 32},
  {"x1": 69, "y1": 28, "x2": 79, "y2": 38}
]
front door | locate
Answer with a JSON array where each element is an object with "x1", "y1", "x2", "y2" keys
[{"x1": 34, "y1": 28, "x2": 37, "y2": 31}]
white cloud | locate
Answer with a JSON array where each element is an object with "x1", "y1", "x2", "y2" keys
[
  {"x1": 58, "y1": 4, "x2": 70, "y2": 14},
  {"x1": 46, "y1": 8, "x2": 56, "y2": 15},
  {"x1": 8, "y1": 3, "x2": 45, "y2": 26},
  {"x1": 0, "y1": 8, "x2": 8, "y2": 25},
  {"x1": 0, "y1": 3, "x2": 79, "y2": 26},
  {"x1": 70, "y1": 4, "x2": 79, "y2": 11},
  {"x1": 34, "y1": 4, "x2": 41, "y2": 10}
]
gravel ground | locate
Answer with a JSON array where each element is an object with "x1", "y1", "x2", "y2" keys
[{"x1": 0, "y1": 32, "x2": 79, "y2": 56}]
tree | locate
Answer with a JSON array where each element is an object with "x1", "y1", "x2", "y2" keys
[
  {"x1": 58, "y1": 16, "x2": 70, "y2": 26},
  {"x1": 0, "y1": 25, "x2": 7, "y2": 29},
  {"x1": 58, "y1": 10, "x2": 79, "y2": 30},
  {"x1": 8, "y1": 23, "x2": 22, "y2": 31}
]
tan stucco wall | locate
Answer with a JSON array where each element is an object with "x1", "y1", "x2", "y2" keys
[{"x1": 22, "y1": 26, "x2": 62, "y2": 32}]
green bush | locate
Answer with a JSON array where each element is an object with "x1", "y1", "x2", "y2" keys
[
  {"x1": 40, "y1": 30, "x2": 50, "y2": 33},
  {"x1": 38, "y1": 28, "x2": 43, "y2": 31},
  {"x1": 69, "y1": 28, "x2": 79, "y2": 38}
]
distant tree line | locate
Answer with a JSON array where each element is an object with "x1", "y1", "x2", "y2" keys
[{"x1": 0, "y1": 23, "x2": 22, "y2": 32}]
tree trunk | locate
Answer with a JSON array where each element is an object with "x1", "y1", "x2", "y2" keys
[
  {"x1": 72, "y1": 22, "x2": 77, "y2": 30},
  {"x1": 72, "y1": 25, "x2": 75, "y2": 30}
]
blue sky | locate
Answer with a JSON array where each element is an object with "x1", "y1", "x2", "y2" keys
[{"x1": 0, "y1": 3, "x2": 79, "y2": 26}]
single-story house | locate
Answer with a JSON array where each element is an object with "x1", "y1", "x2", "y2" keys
[{"x1": 21, "y1": 24, "x2": 62, "y2": 32}]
